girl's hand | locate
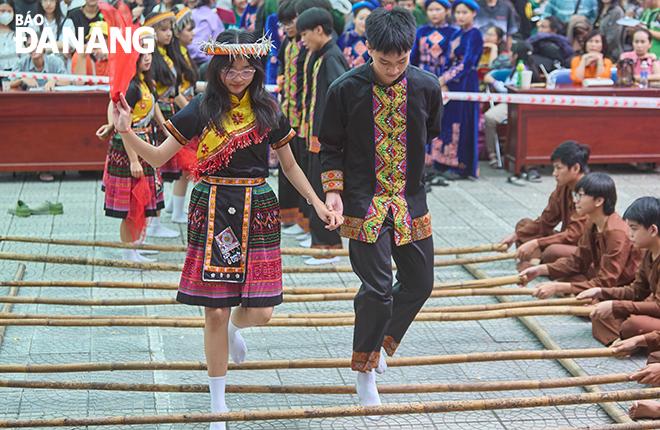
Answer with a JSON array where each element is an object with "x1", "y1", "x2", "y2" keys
[
  {"x1": 95, "y1": 124, "x2": 115, "y2": 141},
  {"x1": 113, "y1": 93, "x2": 133, "y2": 134},
  {"x1": 314, "y1": 203, "x2": 344, "y2": 231},
  {"x1": 130, "y1": 160, "x2": 144, "y2": 179},
  {"x1": 576, "y1": 287, "x2": 602, "y2": 302}
]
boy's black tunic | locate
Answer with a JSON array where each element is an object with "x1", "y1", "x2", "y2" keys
[{"x1": 319, "y1": 62, "x2": 443, "y2": 371}]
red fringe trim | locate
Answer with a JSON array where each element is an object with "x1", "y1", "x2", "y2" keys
[{"x1": 190, "y1": 126, "x2": 270, "y2": 182}]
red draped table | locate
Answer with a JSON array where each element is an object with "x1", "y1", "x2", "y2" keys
[
  {"x1": 504, "y1": 85, "x2": 660, "y2": 173},
  {"x1": 0, "y1": 90, "x2": 109, "y2": 172}
]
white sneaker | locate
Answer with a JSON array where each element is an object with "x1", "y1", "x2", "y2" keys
[
  {"x1": 282, "y1": 224, "x2": 305, "y2": 235},
  {"x1": 146, "y1": 225, "x2": 180, "y2": 238},
  {"x1": 299, "y1": 238, "x2": 312, "y2": 248},
  {"x1": 133, "y1": 240, "x2": 159, "y2": 255},
  {"x1": 296, "y1": 232, "x2": 311, "y2": 241},
  {"x1": 304, "y1": 256, "x2": 340, "y2": 265}
]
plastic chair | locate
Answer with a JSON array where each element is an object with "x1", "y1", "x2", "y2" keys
[
  {"x1": 548, "y1": 68, "x2": 573, "y2": 85},
  {"x1": 485, "y1": 68, "x2": 512, "y2": 168}
]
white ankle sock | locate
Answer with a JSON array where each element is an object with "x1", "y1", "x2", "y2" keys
[
  {"x1": 374, "y1": 351, "x2": 388, "y2": 374},
  {"x1": 227, "y1": 320, "x2": 247, "y2": 365},
  {"x1": 150, "y1": 216, "x2": 162, "y2": 227},
  {"x1": 208, "y1": 376, "x2": 228, "y2": 430},
  {"x1": 356, "y1": 370, "x2": 381, "y2": 421},
  {"x1": 171, "y1": 195, "x2": 188, "y2": 223},
  {"x1": 164, "y1": 194, "x2": 173, "y2": 213},
  {"x1": 122, "y1": 249, "x2": 139, "y2": 261}
]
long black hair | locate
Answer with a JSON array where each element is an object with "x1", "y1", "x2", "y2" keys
[
  {"x1": 146, "y1": 12, "x2": 177, "y2": 88},
  {"x1": 0, "y1": 0, "x2": 16, "y2": 31},
  {"x1": 596, "y1": 0, "x2": 621, "y2": 23},
  {"x1": 200, "y1": 29, "x2": 279, "y2": 135},
  {"x1": 168, "y1": 36, "x2": 199, "y2": 89},
  {"x1": 37, "y1": 0, "x2": 64, "y2": 39},
  {"x1": 133, "y1": 52, "x2": 158, "y2": 96}
]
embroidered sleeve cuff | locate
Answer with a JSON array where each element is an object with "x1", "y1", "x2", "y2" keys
[
  {"x1": 163, "y1": 120, "x2": 189, "y2": 146},
  {"x1": 321, "y1": 170, "x2": 343, "y2": 193},
  {"x1": 271, "y1": 128, "x2": 295, "y2": 150}
]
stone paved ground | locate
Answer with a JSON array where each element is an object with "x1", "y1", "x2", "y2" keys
[{"x1": 1, "y1": 162, "x2": 660, "y2": 429}]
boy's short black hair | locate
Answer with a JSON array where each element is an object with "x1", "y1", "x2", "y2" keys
[
  {"x1": 278, "y1": 0, "x2": 299, "y2": 23},
  {"x1": 623, "y1": 197, "x2": 660, "y2": 230},
  {"x1": 296, "y1": 7, "x2": 333, "y2": 35},
  {"x1": 365, "y1": 7, "x2": 416, "y2": 55},
  {"x1": 295, "y1": 0, "x2": 331, "y2": 15},
  {"x1": 550, "y1": 141, "x2": 591, "y2": 173},
  {"x1": 575, "y1": 172, "x2": 617, "y2": 216}
]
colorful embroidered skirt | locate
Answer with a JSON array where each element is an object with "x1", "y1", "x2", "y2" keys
[
  {"x1": 102, "y1": 132, "x2": 165, "y2": 219},
  {"x1": 156, "y1": 100, "x2": 182, "y2": 181},
  {"x1": 177, "y1": 180, "x2": 283, "y2": 308}
]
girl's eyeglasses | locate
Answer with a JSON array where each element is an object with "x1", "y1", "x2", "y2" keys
[{"x1": 224, "y1": 69, "x2": 256, "y2": 80}]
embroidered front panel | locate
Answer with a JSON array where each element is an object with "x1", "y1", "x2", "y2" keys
[
  {"x1": 203, "y1": 186, "x2": 251, "y2": 275},
  {"x1": 132, "y1": 80, "x2": 155, "y2": 129},
  {"x1": 297, "y1": 51, "x2": 312, "y2": 140},
  {"x1": 282, "y1": 41, "x2": 302, "y2": 127},
  {"x1": 357, "y1": 79, "x2": 412, "y2": 246},
  {"x1": 306, "y1": 55, "x2": 324, "y2": 153},
  {"x1": 321, "y1": 170, "x2": 344, "y2": 192}
]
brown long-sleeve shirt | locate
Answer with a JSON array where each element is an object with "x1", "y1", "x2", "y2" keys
[
  {"x1": 600, "y1": 250, "x2": 660, "y2": 319},
  {"x1": 546, "y1": 212, "x2": 642, "y2": 294},
  {"x1": 515, "y1": 183, "x2": 589, "y2": 250}
]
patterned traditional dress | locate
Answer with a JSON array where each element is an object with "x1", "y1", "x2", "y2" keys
[
  {"x1": 410, "y1": 23, "x2": 457, "y2": 77},
  {"x1": 102, "y1": 78, "x2": 165, "y2": 218},
  {"x1": 432, "y1": 25, "x2": 483, "y2": 178},
  {"x1": 155, "y1": 46, "x2": 183, "y2": 181},
  {"x1": 337, "y1": 30, "x2": 370, "y2": 69},
  {"x1": 163, "y1": 91, "x2": 295, "y2": 308}
]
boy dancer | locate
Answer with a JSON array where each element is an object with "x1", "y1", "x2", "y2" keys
[
  {"x1": 578, "y1": 197, "x2": 660, "y2": 345},
  {"x1": 319, "y1": 7, "x2": 443, "y2": 415},
  {"x1": 520, "y1": 173, "x2": 642, "y2": 304},
  {"x1": 297, "y1": 7, "x2": 350, "y2": 265},
  {"x1": 499, "y1": 141, "x2": 591, "y2": 270}
]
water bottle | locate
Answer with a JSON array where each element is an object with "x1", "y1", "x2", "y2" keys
[
  {"x1": 516, "y1": 60, "x2": 525, "y2": 88},
  {"x1": 640, "y1": 60, "x2": 649, "y2": 88}
]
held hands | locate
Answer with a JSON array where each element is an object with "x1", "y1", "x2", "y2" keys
[
  {"x1": 95, "y1": 124, "x2": 115, "y2": 141},
  {"x1": 113, "y1": 93, "x2": 133, "y2": 134},
  {"x1": 313, "y1": 202, "x2": 343, "y2": 230},
  {"x1": 325, "y1": 191, "x2": 344, "y2": 216}
]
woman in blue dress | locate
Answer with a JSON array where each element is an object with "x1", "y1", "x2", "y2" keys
[
  {"x1": 410, "y1": 0, "x2": 456, "y2": 76},
  {"x1": 433, "y1": 0, "x2": 483, "y2": 178},
  {"x1": 337, "y1": 1, "x2": 374, "y2": 68}
]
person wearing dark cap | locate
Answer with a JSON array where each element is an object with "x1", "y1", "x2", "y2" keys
[
  {"x1": 319, "y1": 7, "x2": 442, "y2": 417},
  {"x1": 431, "y1": 0, "x2": 483, "y2": 179}
]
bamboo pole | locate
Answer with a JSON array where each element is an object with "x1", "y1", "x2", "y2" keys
[
  {"x1": 283, "y1": 287, "x2": 537, "y2": 302},
  {"x1": 0, "y1": 348, "x2": 618, "y2": 373},
  {"x1": 462, "y1": 263, "x2": 632, "y2": 424},
  {"x1": 0, "y1": 264, "x2": 25, "y2": 349},
  {"x1": 0, "y1": 306, "x2": 593, "y2": 327},
  {"x1": 0, "y1": 372, "x2": 633, "y2": 394},
  {"x1": 0, "y1": 274, "x2": 525, "y2": 294},
  {"x1": 0, "y1": 251, "x2": 515, "y2": 273},
  {"x1": 1, "y1": 387, "x2": 659, "y2": 428},
  {"x1": 0, "y1": 235, "x2": 506, "y2": 256},
  {"x1": 0, "y1": 295, "x2": 584, "y2": 313}
]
